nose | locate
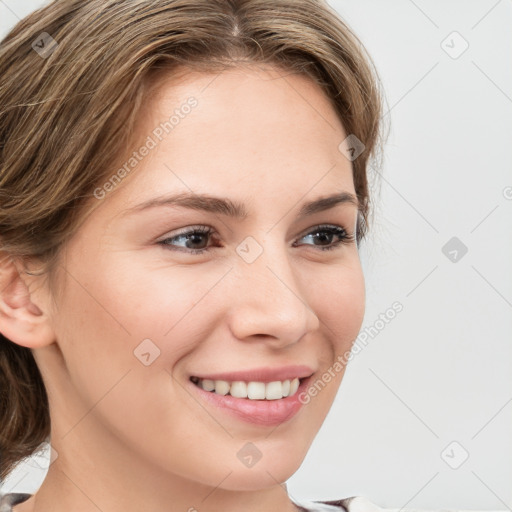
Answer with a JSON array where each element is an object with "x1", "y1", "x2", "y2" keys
[{"x1": 225, "y1": 242, "x2": 320, "y2": 349}]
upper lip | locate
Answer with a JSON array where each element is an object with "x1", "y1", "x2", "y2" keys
[{"x1": 190, "y1": 365, "x2": 315, "y2": 383}]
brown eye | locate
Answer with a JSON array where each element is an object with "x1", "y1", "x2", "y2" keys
[
  {"x1": 158, "y1": 226, "x2": 216, "y2": 254},
  {"x1": 293, "y1": 224, "x2": 354, "y2": 251}
]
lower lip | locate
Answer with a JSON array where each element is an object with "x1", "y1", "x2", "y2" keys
[{"x1": 188, "y1": 376, "x2": 312, "y2": 427}]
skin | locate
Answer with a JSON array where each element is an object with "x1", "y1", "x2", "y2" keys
[{"x1": 0, "y1": 63, "x2": 366, "y2": 512}]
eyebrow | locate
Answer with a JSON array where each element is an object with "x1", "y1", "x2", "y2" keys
[{"x1": 120, "y1": 191, "x2": 359, "y2": 220}]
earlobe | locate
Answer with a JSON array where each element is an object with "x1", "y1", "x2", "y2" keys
[{"x1": 0, "y1": 253, "x2": 55, "y2": 349}]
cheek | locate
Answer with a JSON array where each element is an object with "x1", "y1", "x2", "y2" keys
[
  {"x1": 309, "y1": 257, "x2": 365, "y2": 354},
  {"x1": 104, "y1": 260, "x2": 231, "y2": 340}
]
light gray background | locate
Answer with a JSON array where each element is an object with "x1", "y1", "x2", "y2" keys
[{"x1": 0, "y1": 0, "x2": 511, "y2": 509}]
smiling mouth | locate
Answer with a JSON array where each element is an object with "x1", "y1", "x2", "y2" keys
[{"x1": 189, "y1": 376, "x2": 306, "y2": 400}]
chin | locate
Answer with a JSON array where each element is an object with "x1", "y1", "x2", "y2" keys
[
  {"x1": 216, "y1": 443, "x2": 308, "y2": 491},
  {"x1": 216, "y1": 462, "x2": 300, "y2": 491}
]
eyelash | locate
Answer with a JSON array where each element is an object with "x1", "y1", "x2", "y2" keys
[{"x1": 157, "y1": 224, "x2": 355, "y2": 255}]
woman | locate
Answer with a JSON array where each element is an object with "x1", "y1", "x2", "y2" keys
[{"x1": 0, "y1": 1, "x2": 386, "y2": 510}]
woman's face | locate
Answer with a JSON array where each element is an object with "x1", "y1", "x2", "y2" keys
[{"x1": 35, "y1": 64, "x2": 365, "y2": 495}]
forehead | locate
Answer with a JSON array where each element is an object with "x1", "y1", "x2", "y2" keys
[
  {"x1": 88, "y1": 64, "x2": 355, "y2": 220},
  {"x1": 145, "y1": 63, "x2": 347, "y2": 141}
]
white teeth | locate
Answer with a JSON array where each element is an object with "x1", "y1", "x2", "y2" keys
[
  {"x1": 194, "y1": 377, "x2": 302, "y2": 400},
  {"x1": 202, "y1": 379, "x2": 215, "y2": 392},
  {"x1": 247, "y1": 381, "x2": 266, "y2": 399},
  {"x1": 282, "y1": 379, "x2": 291, "y2": 397},
  {"x1": 230, "y1": 381, "x2": 247, "y2": 398},
  {"x1": 214, "y1": 380, "x2": 230, "y2": 395},
  {"x1": 289, "y1": 377, "x2": 300, "y2": 396},
  {"x1": 265, "y1": 381, "x2": 283, "y2": 400}
]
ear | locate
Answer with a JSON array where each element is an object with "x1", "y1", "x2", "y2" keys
[{"x1": 0, "y1": 252, "x2": 55, "y2": 348}]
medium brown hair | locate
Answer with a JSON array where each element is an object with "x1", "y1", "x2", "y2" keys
[{"x1": 0, "y1": 0, "x2": 386, "y2": 481}]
